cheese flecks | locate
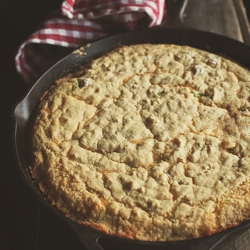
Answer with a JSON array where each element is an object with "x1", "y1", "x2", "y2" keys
[{"x1": 30, "y1": 44, "x2": 250, "y2": 241}]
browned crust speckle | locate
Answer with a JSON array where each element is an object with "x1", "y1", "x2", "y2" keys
[{"x1": 29, "y1": 44, "x2": 250, "y2": 241}]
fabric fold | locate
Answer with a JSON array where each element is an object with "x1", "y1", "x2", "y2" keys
[{"x1": 15, "y1": 0, "x2": 166, "y2": 84}]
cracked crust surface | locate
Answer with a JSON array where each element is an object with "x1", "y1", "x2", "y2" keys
[{"x1": 30, "y1": 44, "x2": 250, "y2": 241}]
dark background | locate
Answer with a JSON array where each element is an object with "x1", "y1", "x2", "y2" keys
[
  {"x1": 0, "y1": 1, "x2": 81, "y2": 250},
  {"x1": 243, "y1": 0, "x2": 250, "y2": 18},
  {"x1": 0, "y1": 1, "x2": 250, "y2": 250}
]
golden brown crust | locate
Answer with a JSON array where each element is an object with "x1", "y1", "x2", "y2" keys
[{"x1": 30, "y1": 44, "x2": 250, "y2": 241}]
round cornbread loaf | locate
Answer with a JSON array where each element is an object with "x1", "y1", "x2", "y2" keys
[{"x1": 30, "y1": 44, "x2": 250, "y2": 241}]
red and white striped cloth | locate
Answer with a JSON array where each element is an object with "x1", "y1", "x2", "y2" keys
[{"x1": 15, "y1": 0, "x2": 166, "y2": 85}]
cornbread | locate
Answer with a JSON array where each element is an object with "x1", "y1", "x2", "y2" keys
[{"x1": 30, "y1": 44, "x2": 250, "y2": 241}]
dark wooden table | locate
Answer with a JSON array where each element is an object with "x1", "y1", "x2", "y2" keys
[{"x1": 1, "y1": 0, "x2": 250, "y2": 249}]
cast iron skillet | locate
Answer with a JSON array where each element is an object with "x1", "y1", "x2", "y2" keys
[{"x1": 12, "y1": 1, "x2": 250, "y2": 250}]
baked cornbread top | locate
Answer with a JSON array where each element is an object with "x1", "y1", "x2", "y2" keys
[{"x1": 30, "y1": 44, "x2": 250, "y2": 241}]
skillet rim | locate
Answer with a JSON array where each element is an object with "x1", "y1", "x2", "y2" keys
[{"x1": 12, "y1": 27, "x2": 250, "y2": 249}]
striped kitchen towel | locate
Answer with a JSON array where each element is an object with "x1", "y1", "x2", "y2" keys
[{"x1": 15, "y1": 0, "x2": 166, "y2": 84}]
